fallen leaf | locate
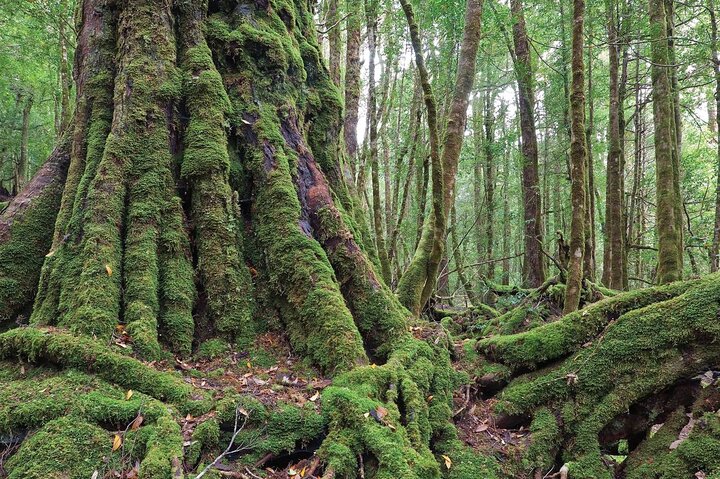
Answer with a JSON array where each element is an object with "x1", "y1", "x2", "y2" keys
[
  {"x1": 125, "y1": 390, "x2": 133, "y2": 400},
  {"x1": 441, "y1": 454, "x2": 452, "y2": 470},
  {"x1": 130, "y1": 415, "x2": 144, "y2": 431},
  {"x1": 375, "y1": 406, "x2": 388, "y2": 420},
  {"x1": 238, "y1": 407, "x2": 249, "y2": 417},
  {"x1": 112, "y1": 434, "x2": 122, "y2": 451},
  {"x1": 185, "y1": 413, "x2": 193, "y2": 421},
  {"x1": 91, "y1": 471, "x2": 99, "y2": 479},
  {"x1": 106, "y1": 264, "x2": 113, "y2": 276},
  {"x1": 309, "y1": 391, "x2": 320, "y2": 402},
  {"x1": 475, "y1": 423, "x2": 489, "y2": 433},
  {"x1": 246, "y1": 361, "x2": 252, "y2": 369}
]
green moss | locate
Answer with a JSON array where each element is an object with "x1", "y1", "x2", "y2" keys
[
  {"x1": 0, "y1": 142, "x2": 70, "y2": 322},
  {"x1": 0, "y1": 328, "x2": 210, "y2": 414},
  {"x1": 138, "y1": 416, "x2": 184, "y2": 478},
  {"x1": 5, "y1": 416, "x2": 108, "y2": 479},
  {"x1": 487, "y1": 275, "x2": 720, "y2": 476},
  {"x1": 478, "y1": 280, "x2": 695, "y2": 370},
  {"x1": 196, "y1": 338, "x2": 230, "y2": 360}
]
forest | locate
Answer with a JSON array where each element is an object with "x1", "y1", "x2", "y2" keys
[{"x1": 0, "y1": 0, "x2": 719, "y2": 477}]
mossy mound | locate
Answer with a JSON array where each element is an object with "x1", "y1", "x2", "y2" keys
[{"x1": 477, "y1": 274, "x2": 720, "y2": 478}]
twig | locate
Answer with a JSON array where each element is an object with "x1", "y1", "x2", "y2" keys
[{"x1": 194, "y1": 406, "x2": 251, "y2": 479}]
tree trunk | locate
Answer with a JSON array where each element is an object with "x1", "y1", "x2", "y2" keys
[
  {"x1": 604, "y1": 0, "x2": 625, "y2": 289},
  {"x1": 15, "y1": 94, "x2": 33, "y2": 194},
  {"x1": 484, "y1": 90, "x2": 496, "y2": 281},
  {"x1": 709, "y1": 0, "x2": 720, "y2": 272},
  {"x1": 366, "y1": 0, "x2": 391, "y2": 284},
  {"x1": 564, "y1": 0, "x2": 587, "y2": 314},
  {"x1": 511, "y1": 0, "x2": 546, "y2": 288},
  {"x1": 650, "y1": 0, "x2": 683, "y2": 284},
  {"x1": 396, "y1": 0, "x2": 483, "y2": 315},
  {"x1": 343, "y1": 0, "x2": 361, "y2": 175}
]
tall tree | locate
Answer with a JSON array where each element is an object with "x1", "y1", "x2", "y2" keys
[
  {"x1": 396, "y1": 0, "x2": 484, "y2": 314},
  {"x1": 510, "y1": 0, "x2": 546, "y2": 288},
  {"x1": 366, "y1": 0, "x2": 391, "y2": 283},
  {"x1": 650, "y1": 0, "x2": 683, "y2": 283},
  {"x1": 343, "y1": 0, "x2": 362, "y2": 175},
  {"x1": 604, "y1": 0, "x2": 625, "y2": 289},
  {"x1": 564, "y1": 0, "x2": 588, "y2": 314},
  {"x1": 709, "y1": 0, "x2": 720, "y2": 273}
]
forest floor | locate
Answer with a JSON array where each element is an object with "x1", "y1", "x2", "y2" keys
[{"x1": 119, "y1": 325, "x2": 527, "y2": 479}]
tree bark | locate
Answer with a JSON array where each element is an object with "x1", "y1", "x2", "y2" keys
[
  {"x1": 604, "y1": 0, "x2": 625, "y2": 289},
  {"x1": 709, "y1": 0, "x2": 720, "y2": 272}
]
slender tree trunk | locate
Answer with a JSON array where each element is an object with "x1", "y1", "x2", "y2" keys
[
  {"x1": 366, "y1": 0, "x2": 391, "y2": 284},
  {"x1": 650, "y1": 0, "x2": 683, "y2": 283},
  {"x1": 564, "y1": 0, "x2": 587, "y2": 314},
  {"x1": 584, "y1": 34, "x2": 596, "y2": 281},
  {"x1": 16, "y1": 94, "x2": 33, "y2": 194},
  {"x1": 511, "y1": 0, "x2": 546, "y2": 288},
  {"x1": 709, "y1": 0, "x2": 720, "y2": 272},
  {"x1": 473, "y1": 95, "x2": 485, "y2": 272},
  {"x1": 326, "y1": 0, "x2": 341, "y2": 87},
  {"x1": 343, "y1": 0, "x2": 361, "y2": 175},
  {"x1": 397, "y1": 0, "x2": 483, "y2": 315},
  {"x1": 604, "y1": 0, "x2": 625, "y2": 289},
  {"x1": 484, "y1": 90, "x2": 496, "y2": 281},
  {"x1": 58, "y1": 0, "x2": 72, "y2": 136}
]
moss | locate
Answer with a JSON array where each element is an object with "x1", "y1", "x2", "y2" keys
[
  {"x1": 5, "y1": 416, "x2": 108, "y2": 479},
  {"x1": 478, "y1": 279, "x2": 695, "y2": 370},
  {"x1": 0, "y1": 138, "x2": 70, "y2": 322},
  {"x1": 186, "y1": 419, "x2": 221, "y2": 466},
  {"x1": 318, "y1": 336, "x2": 497, "y2": 478},
  {"x1": 138, "y1": 416, "x2": 184, "y2": 478},
  {"x1": 0, "y1": 328, "x2": 210, "y2": 414},
  {"x1": 487, "y1": 275, "x2": 720, "y2": 476},
  {"x1": 178, "y1": 14, "x2": 255, "y2": 345},
  {"x1": 196, "y1": 338, "x2": 230, "y2": 360}
]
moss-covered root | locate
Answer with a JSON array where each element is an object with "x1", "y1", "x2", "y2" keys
[
  {"x1": 490, "y1": 274, "x2": 720, "y2": 478},
  {"x1": 0, "y1": 327, "x2": 210, "y2": 414},
  {"x1": 478, "y1": 278, "x2": 697, "y2": 370},
  {"x1": 0, "y1": 134, "x2": 71, "y2": 322},
  {"x1": 319, "y1": 337, "x2": 499, "y2": 478},
  {"x1": 0, "y1": 363, "x2": 189, "y2": 479},
  {"x1": 176, "y1": 2, "x2": 254, "y2": 345}
]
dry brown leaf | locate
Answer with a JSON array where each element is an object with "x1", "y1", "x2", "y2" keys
[
  {"x1": 112, "y1": 434, "x2": 122, "y2": 451},
  {"x1": 130, "y1": 415, "x2": 144, "y2": 431}
]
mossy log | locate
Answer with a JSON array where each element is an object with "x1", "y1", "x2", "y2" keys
[{"x1": 475, "y1": 273, "x2": 720, "y2": 478}]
